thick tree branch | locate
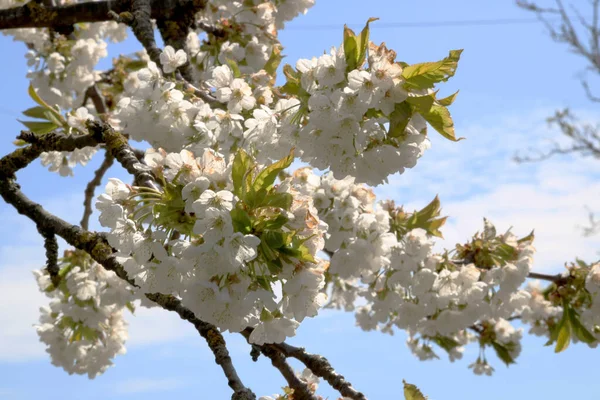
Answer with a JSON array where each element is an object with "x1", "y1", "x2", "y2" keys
[
  {"x1": 81, "y1": 151, "x2": 114, "y2": 230},
  {"x1": 0, "y1": 0, "x2": 202, "y2": 31},
  {"x1": 0, "y1": 178, "x2": 135, "y2": 285},
  {"x1": 86, "y1": 120, "x2": 159, "y2": 191},
  {"x1": 129, "y1": 0, "x2": 161, "y2": 66},
  {"x1": 0, "y1": 130, "x2": 100, "y2": 180}
]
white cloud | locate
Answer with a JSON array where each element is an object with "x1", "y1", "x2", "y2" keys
[
  {"x1": 113, "y1": 377, "x2": 185, "y2": 394},
  {"x1": 0, "y1": 249, "x2": 47, "y2": 362}
]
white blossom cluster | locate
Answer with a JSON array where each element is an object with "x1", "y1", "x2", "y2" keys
[
  {"x1": 287, "y1": 169, "x2": 542, "y2": 366},
  {"x1": 288, "y1": 44, "x2": 432, "y2": 186},
  {"x1": 193, "y1": 0, "x2": 315, "y2": 76},
  {"x1": 3, "y1": 3, "x2": 127, "y2": 176},
  {"x1": 33, "y1": 254, "x2": 134, "y2": 378},
  {"x1": 96, "y1": 148, "x2": 329, "y2": 345}
]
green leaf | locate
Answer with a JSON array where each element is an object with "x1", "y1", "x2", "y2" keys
[
  {"x1": 421, "y1": 104, "x2": 462, "y2": 142},
  {"x1": 491, "y1": 341, "x2": 516, "y2": 366},
  {"x1": 283, "y1": 64, "x2": 300, "y2": 84},
  {"x1": 253, "y1": 149, "x2": 294, "y2": 193},
  {"x1": 399, "y1": 196, "x2": 447, "y2": 239},
  {"x1": 517, "y1": 229, "x2": 535, "y2": 245},
  {"x1": 402, "y1": 49, "x2": 463, "y2": 90},
  {"x1": 260, "y1": 239, "x2": 278, "y2": 261},
  {"x1": 125, "y1": 302, "x2": 136, "y2": 314},
  {"x1": 262, "y1": 214, "x2": 289, "y2": 230},
  {"x1": 388, "y1": 102, "x2": 413, "y2": 139},
  {"x1": 343, "y1": 25, "x2": 359, "y2": 72},
  {"x1": 231, "y1": 208, "x2": 253, "y2": 234},
  {"x1": 264, "y1": 44, "x2": 284, "y2": 77},
  {"x1": 124, "y1": 59, "x2": 148, "y2": 71},
  {"x1": 22, "y1": 106, "x2": 49, "y2": 120},
  {"x1": 256, "y1": 276, "x2": 272, "y2": 292},
  {"x1": 246, "y1": 188, "x2": 268, "y2": 209},
  {"x1": 431, "y1": 335, "x2": 460, "y2": 353},
  {"x1": 28, "y1": 83, "x2": 52, "y2": 109},
  {"x1": 437, "y1": 90, "x2": 459, "y2": 106},
  {"x1": 568, "y1": 307, "x2": 597, "y2": 344},
  {"x1": 232, "y1": 149, "x2": 254, "y2": 198},
  {"x1": 406, "y1": 94, "x2": 435, "y2": 114},
  {"x1": 355, "y1": 18, "x2": 379, "y2": 69},
  {"x1": 262, "y1": 192, "x2": 293, "y2": 210},
  {"x1": 263, "y1": 230, "x2": 286, "y2": 249},
  {"x1": 555, "y1": 317, "x2": 572, "y2": 353},
  {"x1": 279, "y1": 242, "x2": 316, "y2": 263},
  {"x1": 226, "y1": 59, "x2": 241, "y2": 78},
  {"x1": 403, "y1": 380, "x2": 427, "y2": 400},
  {"x1": 18, "y1": 120, "x2": 59, "y2": 135},
  {"x1": 265, "y1": 256, "x2": 283, "y2": 274}
]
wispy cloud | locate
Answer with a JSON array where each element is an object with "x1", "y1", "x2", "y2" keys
[
  {"x1": 0, "y1": 250, "x2": 48, "y2": 362},
  {"x1": 113, "y1": 377, "x2": 185, "y2": 394}
]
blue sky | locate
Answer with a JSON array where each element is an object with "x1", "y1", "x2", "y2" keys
[{"x1": 1, "y1": 1, "x2": 600, "y2": 399}]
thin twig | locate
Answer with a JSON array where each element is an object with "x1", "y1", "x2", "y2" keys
[{"x1": 80, "y1": 151, "x2": 114, "y2": 230}]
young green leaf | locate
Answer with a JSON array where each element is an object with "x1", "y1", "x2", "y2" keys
[
  {"x1": 28, "y1": 83, "x2": 53, "y2": 109},
  {"x1": 264, "y1": 44, "x2": 284, "y2": 77},
  {"x1": 262, "y1": 192, "x2": 293, "y2": 210},
  {"x1": 437, "y1": 90, "x2": 459, "y2": 106},
  {"x1": 402, "y1": 49, "x2": 463, "y2": 90},
  {"x1": 356, "y1": 18, "x2": 379, "y2": 69},
  {"x1": 406, "y1": 94, "x2": 436, "y2": 114},
  {"x1": 22, "y1": 106, "x2": 50, "y2": 120},
  {"x1": 421, "y1": 104, "x2": 463, "y2": 142},
  {"x1": 491, "y1": 341, "x2": 516, "y2": 366},
  {"x1": 232, "y1": 149, "x2": 254, "y2": 198},
  {"x1": 18, "y1": 120, "x2": 59, "y2": 135},
  {"x1": 343, "y1": 25, "x2": 359, "y2": 71},
  {"x1": 231, "y1": 208, "x2": 253, "y2": 234},
  {"x1": 568, "y1": 307, "x2": 597, "y2": 344},
  {"x1": 253, "y1": 148, "x2": 295, "y2": 193},
  {"x1": 388, "y1": 101, "x2": 413, "y2": 139},
  {"x1": 555, "y1": 317, "x2": 572, "y2": 353},
  {"x1": 403, "y1": 380, "x2": 427, "y2": 400}
]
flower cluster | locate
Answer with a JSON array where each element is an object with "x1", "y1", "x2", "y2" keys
[
  {"x1": 33, "y1": 251, "x2": 134, "y2": 378},
  {"x1": 96, "y1": 148, "x2": 328, "y2": 345},
  {"x1": 286, "y1": 168, "x2": 541, "y2": 369}
]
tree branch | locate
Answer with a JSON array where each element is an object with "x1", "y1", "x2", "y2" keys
[
  {"x1": 0, "y1": 130, "x2": 100, "y2": 180},
  {"x1": 80, "y1": 151, "x2": 114, "y2": 230},
  {"x1": 527, "y1": 271, "x2": 564, "y2": 283},
  {"x1": 85, "y1": 120, "x2": 159, "y2": 191},
  {"x1": 39, "y1": 227, "x2": 59, "y2": 286},
  {"x1": 0, "y1": 0, "x2": 202, "y2": 31}
]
